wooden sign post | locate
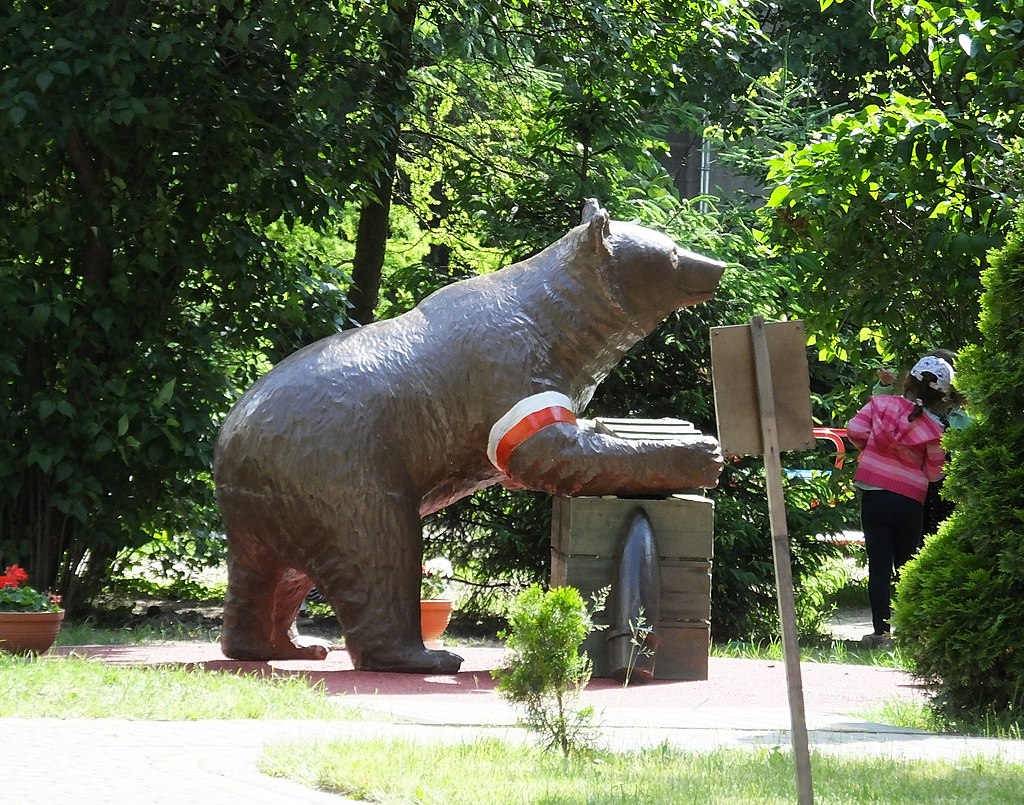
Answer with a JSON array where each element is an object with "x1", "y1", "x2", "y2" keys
[{"x1": 710, "y1": 317, "x2": 815, "y2": 805}]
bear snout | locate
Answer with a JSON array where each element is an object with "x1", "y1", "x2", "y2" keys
[{"x1": 674, "y1": 248, "x2": 726, "y2": 299}]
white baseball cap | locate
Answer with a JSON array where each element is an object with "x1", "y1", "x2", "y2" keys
[{"x1": 910, "y1": 355, "x2": 954, "y2": 394}]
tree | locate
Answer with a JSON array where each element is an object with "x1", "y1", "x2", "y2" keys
[
  {"x1": 0, "y1": 0, "x2": 774, "y2": 607},
  {"x1": 356, "y1": 0, "x2": 768, "y2": 321},
  {"x1": 894, "y1": 203, "x2": 1024, "y2": 717},
  {"x1": 593, "y1": 200, "x2": 855, "y2": 641},
  {"x1": 751, "y1": 0, "x2": 890, "y2": 108},
  {"x1": 0, "y1": 1, "x2": 357, "y2": 606},
  {"x1": 344, "y1": 0, "x2": 419, "y2": 327},
  {"x1": 761, "y1": 0, "x2": 1024, "y2": 368}
]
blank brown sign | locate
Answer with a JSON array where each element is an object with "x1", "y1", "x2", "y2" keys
[{"x1": 710, "y1": 320, "x2": 815, "y2": 457}]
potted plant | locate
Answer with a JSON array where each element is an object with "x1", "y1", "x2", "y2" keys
[
  {"x1": 420, "y1": 557, "x2": 454, "y2": 646},
  {"x1": 0, "y1": 564, "x2": 64, "y2": 654}
]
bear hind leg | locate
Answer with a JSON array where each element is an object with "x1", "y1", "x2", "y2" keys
[
  {"x1": 315, "y1": 502, "x2": 463, "y2": 674},
  {"x1": 220, "y1": 543, "x2": 331, "y2": 661}
]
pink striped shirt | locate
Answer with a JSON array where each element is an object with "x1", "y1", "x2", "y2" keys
[{"x1": 846, "y1": 395, "x2": 946, "y2": 504}]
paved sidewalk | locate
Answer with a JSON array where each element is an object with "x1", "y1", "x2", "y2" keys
[{"x1": 9, "y1": 643, "x2": 1024, "y2": 804}]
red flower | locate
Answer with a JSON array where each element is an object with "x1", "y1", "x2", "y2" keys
[{"x1": 0, "y1": 564, "x2": 61, "y2": 613}]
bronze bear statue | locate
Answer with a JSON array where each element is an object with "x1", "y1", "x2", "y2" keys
[{"x1": 214, "y1": 200, "x2": 725, "y2": 673}]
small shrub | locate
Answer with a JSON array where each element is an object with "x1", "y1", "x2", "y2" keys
[{"x1": 492, "y1": 585, "x2": 603, "y2": 757}]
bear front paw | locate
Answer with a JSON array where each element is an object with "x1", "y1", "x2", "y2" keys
[{"x1": 351, "y1": 645, "x2": 465, "y2": 674}]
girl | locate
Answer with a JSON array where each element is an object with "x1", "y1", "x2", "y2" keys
[{"x1": 846, "y1": 355, "x2": 952, "y2": 645}]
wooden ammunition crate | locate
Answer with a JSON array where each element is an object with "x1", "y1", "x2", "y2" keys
[{"x1": 550, "y1": 494, "x2": 714, "y2": 680}]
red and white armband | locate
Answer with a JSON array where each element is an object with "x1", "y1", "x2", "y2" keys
[{"x1": 487, "y1": 391, "x2": 577, "y2": 475}]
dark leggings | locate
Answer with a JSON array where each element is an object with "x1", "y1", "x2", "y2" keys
[{"x1": 860, "y1": 489, "x2": 924, "y2": 635}]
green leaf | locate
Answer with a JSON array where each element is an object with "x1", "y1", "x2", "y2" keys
[
  {"x1": 958, "y1": 34, "x2": 976, "y2": 57},
  {"x1": 154, "y1": 379, "x2": 176, "y2": 408},
  {"x1": 766, "y1": 184, "x2": 791, "y2": 207},
  {"x1": 27, "y1": 449, "x2": 56, "y2": 472},
  {"x1": 19, "y1": 225, "x2": 39, "y2": 249},
  {"x1": 92, "y1": 309, "x2": 116, "y2": 333},
  {"x1": 30, "y1": 304, "x2": 50, "y2": 328}
]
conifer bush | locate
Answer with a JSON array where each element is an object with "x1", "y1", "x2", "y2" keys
[
  {"x1": 894, "y1": 205, "x2": 1024, "y2": 716},
  {"x1": 492, "y1": 585, "x2": 602, "y2": 756}
]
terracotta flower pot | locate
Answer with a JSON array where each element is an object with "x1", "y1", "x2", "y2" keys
[
  {"x1": 0, "y1": 610, "x2": 65, "y2": 654},
  {"x1": 420, "y1": 598, "x2": 453, "y2": 648}
]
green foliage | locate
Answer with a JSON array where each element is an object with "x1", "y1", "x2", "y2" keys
[
  {"x1": 420, "y1": 557, "x2": 453, "y2": 600},
  {"x1": 827, "y1": 560, "x2": 870, "y2": 610},
  {"x1": 620, "y1": 606, "x2": 656, "y2": 688},
  {"x1": 0, "y1": 0, "x2": 775, "y2": 613},
  {"x1": 764, "y1": 95, "x2": 1008, "y2": 363},
  {"x1": 102, "y1": 574, "x2": 226, "y2": 606},
  {"x1": 0, "y1": 0, "x2": 876, "y2": 643},
  {"x1": 764, "y1": 0, "x2": 891, "y2": 107},
  {"x1": 710, "y1": 0, "x2": 892, "y2": 195},
  {"x1": 493, "y1": 585, "x2": 603, "y2": 756},
  {"x1": 710, "y1": 456, "x2": 853, "y2": 642},
  {"x1": 894, "y1": 203, "x2": 1024, "y2": 717},
  {"x1": 397, "y1": 1, "x2": 765, "y2": 259},
  {"x1": 0, "y1": 1, "x2": 358, "y2": 604},
  {"x1": 0, "y1": 584, "x2": 61, "y2": 613},
  {"x1": 424, "y1": 193, "x2": 858, "y2": 641},
  {"x1": 760, "y1": 0, "x2": 1024, "y2": 365},
  {"x1": 57, "y1": 617, "x2": 221, "y2": 646},
  {"x1": 424, "y1": 487, "x2": 552, "y2": 619},
  {"x1": 111, "y1": 531, "x2": 227, "y2": 590},
  {"x1": 713, "y1": 636, "x2": 908, "y2": 668},
  {"x1": 594, "y1": 199, "x2": 856, "y2": 642}
]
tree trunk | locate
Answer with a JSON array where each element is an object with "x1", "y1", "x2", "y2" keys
[
  {"x1": 348, "y1": 147, "x2": 399, "y2": 327},
  {"x1": 344, "y1": 0, "x2": 419, "y2": 329}
]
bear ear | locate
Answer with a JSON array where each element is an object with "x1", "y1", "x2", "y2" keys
[
  {"x1": 582, "y1": 201, "x2": 612, "y2": 257},
  {"x1": 581, "y1": 198, "x2": 603, "y2": 224}
]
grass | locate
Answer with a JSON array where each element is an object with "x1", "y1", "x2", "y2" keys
[
  {"x1": 57, "y1": 618, "x2": 222, "y2": 646},
  {"x1": 860, "y1": 699, "x2": 947, "y2": 734},
  {"x1": 710, "y1": 638, "x2": 1024, "y2": 738},
  {"x1": 860, "y1": 699, "x2": 1024, "y2": 742},
  {"x1": 0, "y1": 652, "x2": 352, "y2": 720},
  {"x1": 21, "y1": 627, "x2": 1023, "y2": 742},
  {"x1": 259, "y1": 737, "x2": 1024, "y2": 804},
  {"x1": 712, "y1": 637, "x2": 908, "y2": 669}
]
